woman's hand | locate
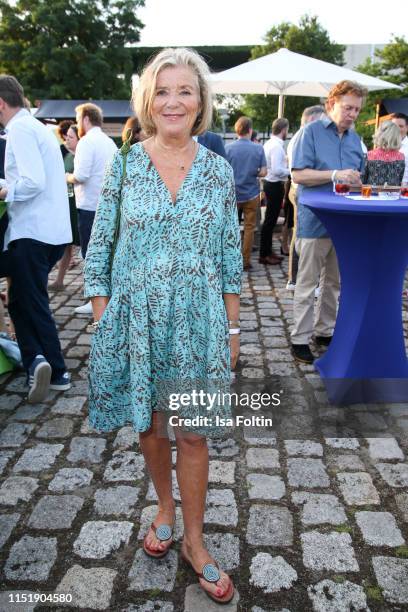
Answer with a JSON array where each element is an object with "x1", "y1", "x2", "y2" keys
[{"x1": 230, "y1": 334, "x2": 240, "y2": 370}]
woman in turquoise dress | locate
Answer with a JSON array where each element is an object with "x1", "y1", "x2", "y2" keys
[{"x1": 84, "y1": 48, "x2": 241, "y2": 604}]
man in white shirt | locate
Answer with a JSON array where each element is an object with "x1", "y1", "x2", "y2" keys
[
  {"x1": 259, "y1": 118, "x2": 289, "y2": 265},
  {"x1": 391, "y1": 112, "x2": 408, "y2": 184},
  {"x1": 66, "y1": 103, "x2": 116, "y2": 314},
  {"x1": 0, "y1": 75, "x2": 72, "y2": 402}
]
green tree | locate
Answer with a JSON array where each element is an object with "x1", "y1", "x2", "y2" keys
[
  {"x1": 241, "y1": 15, "x2": 345, "y2": 132},
  {"x1": 0, "y1": 0, "x2": 145, "y2": 100}
]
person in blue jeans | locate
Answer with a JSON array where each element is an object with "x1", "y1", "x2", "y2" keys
[{"x1": 0, "y1": 75, "x2": 72, "y2": 402}]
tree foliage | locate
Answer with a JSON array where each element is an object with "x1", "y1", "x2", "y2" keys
[
  {"x1": 0, "y1": 0, "x2": 145, "y2": 100},
  {"x1": 241, "y1": 15, "x2": 345, "y2": 132}
]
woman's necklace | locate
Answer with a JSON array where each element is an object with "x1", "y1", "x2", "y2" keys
[{"x1": 153, "y1": 138, "x2": 196, "y2": 172}]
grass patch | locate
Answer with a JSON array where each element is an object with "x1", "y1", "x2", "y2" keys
[
  {"x1": 396, "y1": 545, "x2": 408, "y2": 558},
  {"x1": 365, "y1": 586, "x2": 383, "y2": 602},
  {"x1": 333, "y1": 524, "x2": 352, "y2": 533},
  {"x1": 332, "y1": 575, "x2": 346, "y2": 583},
  {"x1": 147, "y1": 588, "x2": 162, "y2": 598}
]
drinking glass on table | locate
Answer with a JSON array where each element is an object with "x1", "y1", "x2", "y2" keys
[
  {"x1": 400, "y1": 183, "x2": 408, "y2": 199},
  {"x1": 333, "y1": 178, "x2": 350, "y2": 195}
]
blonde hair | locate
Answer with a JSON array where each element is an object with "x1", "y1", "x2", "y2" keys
[
  {"x1": 373, "y1": 120, "x2": 402, "y2": 150},
  {"x1": 132, "y1": 47, "x2": 212, "y2": 137}
]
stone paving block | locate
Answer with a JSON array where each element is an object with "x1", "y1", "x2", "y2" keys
[
  {"x1": 366, "y1": 437, "x2": 404, "y2": 461},
  {"x1": 146, "y1": 470, "x2": 180, "y2": 501},
  {"x1": 372, "y1": 556, "x2": 408, "y2": 604},
  {"x1": 247, "y1": 474, "x2": 285, "y2": 500},
  {"x1": 287, "y1": 458, "x2": 330, "y2": 488},
  {"x1": 4, "y1": 535, "x2": 57, "y2": 581},
  {"x1": 48, "y1": 467, "x2": 93, "y2": 492},
  {"x1": 104, "y1": 450, "x2": 145, "y2": 482},
  {"x1": 137, "y1": 505, "x2": 184, "y2": 541},
  {"x1": 307, "y1": 579, "x2": 370, "y2": 611},
  {"x1": 284, "y1": 440, "x2": 323, "y2": 457},
  {"x1": 113, "y1": 425, "x2": 139, "y2": 448},
  {"x1": 128, "y1": 548, "x2": 178, "y2": 592},
  {"x1": 65, "y1": 380, "x2": 89, "y2": 397},
  {"x1": 268, "y1": 362, "x2": 297, "y2": 376},
  {"x1": 0, "y1": 449, "x2": 16, "y2": 474},
  {"x1": 0, "y1": 394, "x2": 22, "y2": 411},
  {"x1": 36, "y1": 417, "x2": 74, "y2": 439},
  {"x1": 0, "y1": 512, "x2": 20, "y2": 548},
  {"x1": 292, "y1": 492, "x2": 347, "y2": 526},
  {"x1": 55, "y1": 565, "x2": 117, "y2": 610},
  {"x1": 301, "y1": 531, "x2": 359, "y2": 571},
  {"x1": 325, "y1": 437, "x2": 360, "y2": 450},
  {"x1": 327, "y1": 454, "x2": 365, "y2": 471},
  {"x1": 94, "y1": 485, "x2": 140, "y2": 517},
  {"x1": 204, "y1": 533, "x2": 240, "y2": 571},
  {"x1": 13, "y1": 442, "x2": 64, "y2": 472},
  {"x1": 357, "y1": 412, "x2": 387, "y2": 431},
  {"x1": 375, "y1": 462, "x2": 408, "y2": 487},
  {"x1": 241, "y1": 368, "x2": 264, "y2": 378},
  {"x1": 10, "y1": 404, "x2": 46, "y2": 421},
  {"x1": 184, "y1": 584, "x2": 239, "y2": 611},
  {"x1": 0, "y1": 422, "x2": 34, "y2": 447},
  {"x1": 209, "y1": 460, "x2": 236, "y2": 484},
  {"x1": 28, "y1": 495, "x2": 84, "y2": 529},
  {"x1": 51, "y1": 396, "x2": 87, "y2": 415},
  {"x1": 204, "y1": 489, "x2": 238, "y2": 527},
  {"x1": 68, "y1": 437, "x2": 107, "y2": 463},
  {"x1": 396, "y1": 492, "x2": 408, "y2": 521},
  {"x1": 247, "y1": 505, "x2": 293, "y2": 546},
  {"x1": 355, "y1": 511, "x2": 405, "y2": 546},
  {"x1": 5, "y1": 375, "x2": 26, "y2": 393},
  {"x1": 73, "y1": 520, "x2": 133, "y2": 559},
  {"x1": 0, "y1": 591, "x2": 38, "y2": 612},
  {"x1": 337, "y1": 472, "x2": 380, "y2": 505},
  {"x1": 0, "y1": 476, "x2": 39, "y2": 505},
  {"x1": 246, "y1": 448, "x2": 279, "y2": 469},
  {"x1": 249, "y1": 553, "x2": 297, "y2": 593},
  {"x1": 121, "y1": 604, "x2": 174, "y2": 612}
]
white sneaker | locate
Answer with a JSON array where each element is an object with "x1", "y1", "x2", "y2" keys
[
  {"x1": 74, "y1": 301, "x2": 93, "y2": 315},
  {"x1": 286, "y1": 281, "x2": 296, "y2": 291}
]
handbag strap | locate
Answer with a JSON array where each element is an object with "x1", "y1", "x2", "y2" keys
[{"x1": 111, "y1": 129, "x2": 132, "y2": 264}]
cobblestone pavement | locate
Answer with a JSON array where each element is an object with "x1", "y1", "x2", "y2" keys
[{"x1": 1, "y1": 242, "x2": 408, "y2": 612}]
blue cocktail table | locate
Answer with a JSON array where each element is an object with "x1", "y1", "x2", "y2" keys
[{"x1": 301, "y1": 190, "x2": 408, "y2": 403}]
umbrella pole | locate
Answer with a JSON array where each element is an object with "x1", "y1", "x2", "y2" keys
[{"x1": 278, "y1": 94, "x2": 285, "y2": 118}]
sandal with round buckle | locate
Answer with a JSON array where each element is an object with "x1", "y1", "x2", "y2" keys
[
  {"x1": 181, "y1": 552, "x2": 234, "y2": 604},
  {"x1": 143, "y1": 522, "x2": 174, "y2": 559}
]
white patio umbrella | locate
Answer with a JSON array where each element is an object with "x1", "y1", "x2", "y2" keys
[{"x1": 210, "y1": 48, "x2": 401, "y2": 117}]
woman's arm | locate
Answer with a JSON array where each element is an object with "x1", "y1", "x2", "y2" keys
[{"x1": 223, "y1": 293, "x2": 240, "y2": 369}]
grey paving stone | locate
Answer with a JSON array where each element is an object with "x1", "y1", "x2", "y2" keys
[
  {"x1": 28, "y1": 495, "x2": 84, "y2": 529},
  {"x1": 301, "y1": 531, "x2": 359, "y2": 572},
  {"x1": 357, "y1": 412, "x2": 387, "y2": 431},
  {"x1": 121, "y1": 604, "x2": 174, "y2": 612},
  {"x1": 241, "y1": 368, "x2": 264, "y2": 378},
  {"x1": 204, "y1": 489, "x2": 238, "y2": 527},
  {"x1": 0, "y1": 422, "x2": 34, "y2": 447},
  {"x1": 184, "y1": 584, "x2": 239, "y2": 611},
  {"x1": 240, "y1": 344, "x2": 260, "y2": 355},
  {"x1": 51, "y1": 396, "x2": 87, "y2": 415},
  {"x1": 0, "y1": 512, "x2": 20, "y2": 548},
  {"x1": 36, "y1": 417, "x2": 74, "y2": 439},
  {"x1": 396, "y1": 492, "x2": 408, "y2": 521},
  {"x1": 55, "y1": 565, "x2": 117, "y2": 610},
  {"x1": 48, "y1": 468, "x2": 93, "y2": 492},
  {"x1": 325, "y1": 437, "x2": 360, "y2": 450},
  {"x1": 375, "y1": 462, "x2": 408, "y2": 487},
  {"x1": 0, "y1": 449, "x2": 16, "y2": 475},
  {"x1": 327, "y1": 454, "x2": 365, "y2": 471},
  {"x1": 65, "y1": 379, "x2": 89, "y2": 397},
  {"x1": 246, "y1": 448, "x2": 279, "y2": 469},
  {"x1": 0, "y1": 476, "x2": 39, "y2": 505},
  {"x1": 366, "y1": 437, "x2": 404, "y2": 461},
  {"x1": 4, "y1": 535, "x2": 57, "y2": 581},
  {"x1": 67, "y1": 437, "x2": 107, "y2": 463},
  {"x1": 10, "y1": 404, "x2": 47, "y2": 420},
  {"x1": 0, "y1": 394, "x2": 22, "y2": 411},
  {"x1": 337, "y1": 472, "x2": 381, "y2": 505},
  {"x1": 308, "y1": 579, "x2": 370, "y2": 611},
  {"x1": 247, "y1": 474, "x2": 285, "y2": 500},
  {"x1": 209, "y1": 460, "x2": 236, "y2": 484},
  {"x1": 268, "y1": 362, "x2": 297, "y2": 375},
  {"x1": 104, "y1": 450, "x2": 145, "y2": 482},
  {"x1": 204, "y1": 533, "x2": 240, "y2": 571},
  {"x1": 128, "y1": 548, "x2": 178, "y2": 592},
  {"x1": 13, "y1": 442, "x2": 64, "y2": 472},
  {"x1": 73, "y1": 520, "x2": 133, "y2": 559},
  {"x1": 372, "y1": 556, "x2": 408, "y2": 604},
  {"x1": 284, "y1": 440, "x2": 323, "y2": 457},
  {"x1": 292, "y1": 492, "x2": 347, "y2": 526},
  {"x1": 249, "y1": 552, "x2": 297, "y2": 593},
  {"x1": 94, "y1": 485, "x2": 140, "y2": 517},
  {"x1": 355, "y1": 511, "x2": 405, "y2": 546},
  {"x1": 113, "y1": 425, "x2": 139, "y2": 449},
  {"x1": 137, "y1": 505, "x2": 184, "y2": 541},
  {"x1": 5, "y1": 375, "x2": 26, "y2": 393},
  {"x1": 0, "y1": 591, "x2": 38, "y2": 612},
  {"x1": 287, "y1": 458, "x2": 329, "y2": 488},
  {"x1": 80, "y1": 419, "x2": 99, "y2": 434},
  {"x1": 247, "y1": 505, "x2": 293, "y2": 546}
]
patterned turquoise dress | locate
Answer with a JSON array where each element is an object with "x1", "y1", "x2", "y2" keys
[{"x1": 84, "y1": 143, "x2": 242, "y2": 433}]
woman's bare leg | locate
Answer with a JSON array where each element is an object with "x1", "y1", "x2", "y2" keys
[
  {"x1": 139, "y1": 413, "x2": 175, "y2": 553},
  {"x1": 50, "y1": 245, "x2": 73, "y2": 289}
]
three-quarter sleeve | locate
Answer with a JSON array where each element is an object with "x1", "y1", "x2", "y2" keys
[
  {"x1": 84, "y1": 151, "x2": 123, "y2": 298},
  {"x1": 221, "y1": 165, "x2": 242, "y2": 293}
]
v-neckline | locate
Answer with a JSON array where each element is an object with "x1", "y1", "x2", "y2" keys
[{"x1": 140, "y1": 141, "x2": 201, "y2": 205}]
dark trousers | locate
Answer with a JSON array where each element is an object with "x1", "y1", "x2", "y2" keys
[
  {"x1": 260, "y1": 180, "x2": 284, "y2": 258},
  {"x1": 7, "y1": 238, "x2": 66, "y2": 376},
  {"x1": 77, "y1": 209, "x2": 96, "y2": 259}
]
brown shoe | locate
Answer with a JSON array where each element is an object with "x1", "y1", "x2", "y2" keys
[{"x1": 259, "y1": 255, "x2": 281, "y2": 265}]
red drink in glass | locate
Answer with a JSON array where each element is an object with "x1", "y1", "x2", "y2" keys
[
  {"x1": 335, "y1": 183, "x2": 350, "y2": 195},
  {"x1": 400, "y1": 187, "x2": 408, "y2": 199}
]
